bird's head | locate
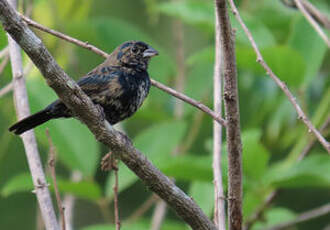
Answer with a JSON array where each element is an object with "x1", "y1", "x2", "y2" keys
[{"x1": 110, "y1": 41, "x2": 158, "y2": 71}]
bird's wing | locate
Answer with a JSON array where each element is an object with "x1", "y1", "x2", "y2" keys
[{"x1": 77, "y1": 66, "x2": 124, "y2": 103}]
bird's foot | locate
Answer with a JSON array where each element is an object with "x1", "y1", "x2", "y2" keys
[{"x1": 101, "y1": 152, "x2": 118, "y2": 171}]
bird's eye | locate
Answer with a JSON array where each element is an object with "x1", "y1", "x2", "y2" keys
[{"x1": 131, "y1": 46, "x2": 139, "y2": 54}]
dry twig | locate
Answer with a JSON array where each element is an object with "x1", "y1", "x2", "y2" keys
[
  {"x1": 46, "y1": 129, "x2": 66, "y2": 230},
  {"x1": 113, "y1": 162, "x2": 121, "y2": 230},
  {"x1": 227, "y1": 0, "x2": 330, "y2": 153},
  {"x1": 212, "y1": 1, "x2": 226, "y2": 229}
]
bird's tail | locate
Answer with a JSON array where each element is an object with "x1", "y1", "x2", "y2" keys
[{"x1": 9, "y1": 109, "x2": 53, "y2": 135}]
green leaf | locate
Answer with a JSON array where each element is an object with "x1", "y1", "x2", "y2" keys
[
  {"x1": 189, "y1": 181, "x2": 214, "y2": 217},
  {"x1": 157, "y1": 0, "x2": 214, "y2": 33},
  {"x1": 161, "y1": 155, "x2": 212, "y2": 181},
  {"x1": 134, "y1": 121, "x2": 187, "y2": 164},
  {"x1": 232, "y1": 13, "x2": 276, "y2": 48},
  {"x1": 252, "y1": 207, "x2": 296, "y2": 230},
  {"x1": 105, "y1": 162, "x2": 138, "y2": 199},
  {"x1": 1, "y1": 174, "x2": 33, "y2": 197},
  {"x1": 56, "y1": 180, "x2": 102, "y2": 201},
  {"x1": 266, "y1": 154, "x2": 330, "y2": 188},
  {"x1": 242, "y1": 129, "x2": 270, "y2": 181},
  {"x1": 288, "y1": 16, "x2": 327, "y2": 86},
  {"x1": 1, "y1": 173, "x2": 102, "y2": 201},
  {"x1": 237, "y1": 45, "x2": 306, "y2": 87},
  {"x1": 26, "y1": 76, "x2": 99, "y2": 176}
]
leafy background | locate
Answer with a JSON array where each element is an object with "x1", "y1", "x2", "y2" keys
[{"x1": 0, "y1": 0, "x2": 329, "y2": 229}]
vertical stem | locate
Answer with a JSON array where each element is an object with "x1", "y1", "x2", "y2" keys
[
  {"x1": 113, "y1": 165, "x2": 121, "y2": 230},
  {"x1": 213, "y1": 3, "x2": 226, "y2": 230},
  {"x1": 215, "y1": 0, "x2": 243, "y2": 230},
  {"x1": 7, "y1": 1, "x2": 59, "y2": 230}
]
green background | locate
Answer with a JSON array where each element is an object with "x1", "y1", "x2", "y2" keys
[{"x1": 0, "y1": 0, "x2": 329, "y2": 229}]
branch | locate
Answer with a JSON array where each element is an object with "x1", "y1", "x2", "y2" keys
[
  {"x1": 227, "y1": 0, "x2": 330, "y2": 153},
  {"x1": 216, "y1": 0, "x2": 243, "y2": 230},
  {"x1": 298, "y1": 116, "x2": 330, "y2": 161},
  {"x1": 212, "y1": 1, "x2": 226, "y2": 229},
  {"x1": 20, "y1": 15, "x2": 227, "y2": 127},
  {"x1": 0, "y1": 1, "x2": 217, "y2": 229},
  {"x1": 266, "y1": 203, "x2": 330, "y2": 230},
  {"x1": 5, "y1": 0, "x2": 59, "y2": 230},
  {"x1": 293, "y1": 0, "x2": 330, "y2": 47}
]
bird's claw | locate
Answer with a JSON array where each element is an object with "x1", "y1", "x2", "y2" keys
[{"x1": 101, "y1": 152, "x2": 118, "y2": 171}]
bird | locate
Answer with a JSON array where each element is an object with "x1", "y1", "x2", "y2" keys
[{"x1": 9, "y1": 40, "x2": 158, "y2": 135}]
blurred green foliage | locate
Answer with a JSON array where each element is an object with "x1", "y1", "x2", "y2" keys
[{"x1": 0, "y1": 0, "x2": 329, "y2": 229}]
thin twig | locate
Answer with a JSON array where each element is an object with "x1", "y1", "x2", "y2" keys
[
  {"x1": 228, "y1": 0, "x2": 330, "y2": 153},
  {"x1": 113, "y1": 161, "x2": 121, "y2": 230},
  {"x1": 151, "y1": 79, "x2": 227, "y2": 126},
  {"x1": 46, "y1": 129, "x2": 66, "y2": 230},
  {"x1": 281, "y1": 0, "x2": 330, "y2": 30},
  {"x1": 216, "y1": 1, "x2": 243, "y2": 230},
  {"x1": 243, "y1": 191, "x2": 278, "y2": 230},
  {"x1": 298, "y1": 116, "x2": 330, "y2": 161},
  {"x1": 0, "y1": 53, "x2": 9, "y2": 74},
  {"x1": 212, "y1": 1, "x2": 226, "y2": 229},
  {"x1": 20, "y1": 15, "x2": 227, "y2": 127},
  {"x1": 126, "y1": 195, "x2": 158, "y2": 223},
  {"x1": 5, "y1": 0, "x2": 59, "y2": 229},
  {"x1": 0, "y1": 59, "x2": 34, "y2": 98},
  {"x1": 62, "y1": 171, "x2": 82, "y2": 230},
  {"x1": 293, "y1": 0, "x2": 330, "y2": 47},
  {"x1": 21, "y1": 15, "x2": 109, "y2": 58},
  {"x1": 150, "y1": 200, "x2": 167, "y2": 230},
  {"x1": 265, "y1": 203, "x2": 330, "y2": 230},
  {"x1": 0, "y1": 46, "x2": 8, "y2": 58},
  {"x1": 0, "y1": 2, "x2": 217, "y2": 228},
  {"x1": 0, "y1": 81, "x2": 12, "y2": 97}
]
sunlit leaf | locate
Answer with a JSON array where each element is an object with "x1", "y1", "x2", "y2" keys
[{"x1": 189, "y1": 181, "x2": 214, "y2": 217}]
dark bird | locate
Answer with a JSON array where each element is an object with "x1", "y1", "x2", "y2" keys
[{"x1": 9, "y1": 41, "x2": 158, "y2": 135}]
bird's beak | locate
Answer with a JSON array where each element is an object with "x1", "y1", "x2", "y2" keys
[{"x1": 143, "y1": 46, "x2": 159, "y2": 58}]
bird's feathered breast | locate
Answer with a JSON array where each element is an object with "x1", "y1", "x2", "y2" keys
[{"x1": 77, "y1": 64, "x2": 151, "y2": 124}]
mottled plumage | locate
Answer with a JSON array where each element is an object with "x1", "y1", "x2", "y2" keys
[{"x1": 9, "y1": 41, "x2": 158, "y2": 135}]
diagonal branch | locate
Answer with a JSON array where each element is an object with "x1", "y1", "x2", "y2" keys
[
  {"x1": 20, "y1": 15, "x2": 227, "y2": 127},
  {"x1": 6, "y1": 0, "x2": 59, "y2": 230},
  {"x1": 0, "y1": 1, "x2": 217, "y2": 229},
  {"x1": 227, "y1": 0, "x2": 330, "y2": 153}
]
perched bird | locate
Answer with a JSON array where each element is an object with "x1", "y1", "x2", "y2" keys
[{"x1": 9, "y1": 40, "x2": 158, "y2": 135}]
